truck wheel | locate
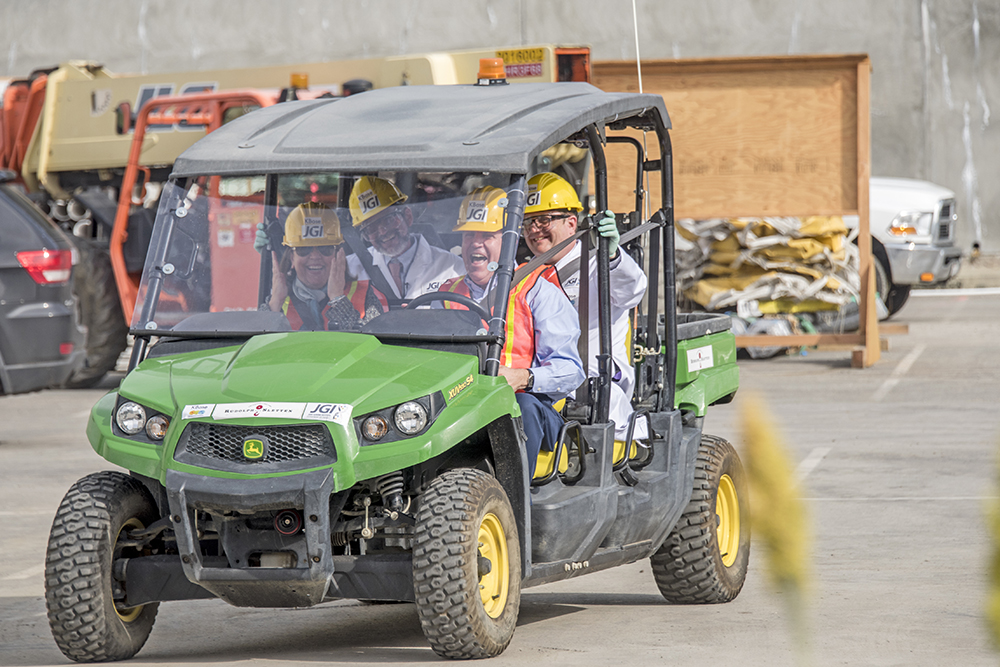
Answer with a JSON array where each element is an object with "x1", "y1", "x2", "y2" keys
[
  {"x1": 45, "y1": 472, "x2": 159, "y2": 662},
  {"x1": 650, "y1": 435, "x2": 749, "y2": 603},
  {"x1": 873, "y1": 249, "x2": 911, "y2": 318},
  {"x1": 64, "y1": 240, "x2": 128, "y2": 388},
  {"x1": 413, "y1": 468, "x2": 521, "y2": 659}
]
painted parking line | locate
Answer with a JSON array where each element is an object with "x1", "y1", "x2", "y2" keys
[
  {"x1": 794, "y1": 447, "x2": 831, "y2": 484},
  {"x1": 872, "y1": 343, "x2": 926, "y2": 402},
  {"x1": 2, "y1": 564, "x2": 44, "y2": 581},
  {"x1": 0, "y1": 510, "x2": 53, "y2": 516},
  {"x1": 804, "y1": 496, "x2": 998, "y2": 501},
  {"x1": 911, "y1": 287, "x2": 1000, "y2": 297}
]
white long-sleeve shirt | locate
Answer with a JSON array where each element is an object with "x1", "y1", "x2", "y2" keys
[
  {"x1": 551, "y1": 241, "x2": 648, "y2": 437},
  {"x1": 347, "y1": 233, "x2": 464, "y2": 299}
]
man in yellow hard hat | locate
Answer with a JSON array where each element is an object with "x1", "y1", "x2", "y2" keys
[
  {"x1": 439, "y1": 186, "x2": 584, "y2": 478},
  {"x1": 347, "y1": 176, "x2": 464, "y2": 300},
  {"x1": 523, "y1": 172, "x2": 649, "y2": 440},
  {"x1": 264, "y1": 203, "x2": 387, "y2": 331}
]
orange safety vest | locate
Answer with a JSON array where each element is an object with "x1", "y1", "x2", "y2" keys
[
  {"x1": 282, "y1": 280, "x2": 381, "y2": 330},
  {"x1": 438, "y1": 268, "x2": 547, "y2": 368}
]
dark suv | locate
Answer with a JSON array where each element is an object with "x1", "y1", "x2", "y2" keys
[{"x1": 0, "y1": 171, "x2": 85, "y2": 393}]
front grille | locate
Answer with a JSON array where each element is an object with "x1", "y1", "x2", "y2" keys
[
  {"x1": 174, "y1": 422, "x2": 336, "y2": 473},
  {"x1": 936, "y1": 200, "x2": 956, "y2": 242}
]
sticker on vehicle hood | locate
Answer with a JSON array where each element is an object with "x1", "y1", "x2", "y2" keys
[
  {"x1": 182, "y1": 404, "x2": 215, "y2": 419},
  {"x1": 303, "y1": 403, "x2": 352, "y2": 426},
  {"x1": 181, "y1": 401, "x2": 353, "y2": 424},
  {"x1": 212, "y1": 402, "x2": 307, "y2": 420}
]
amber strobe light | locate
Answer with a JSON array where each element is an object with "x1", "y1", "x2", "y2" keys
[{"x1": 477, "y1": 58, "x2": 507, "y2": 85}]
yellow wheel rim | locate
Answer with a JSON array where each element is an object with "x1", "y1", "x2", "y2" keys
[
  {"x1": 113, "y1": 518, "x2": 144, "y2": 622},
  {"x1": 716, "y1": 474, "x2": 740, "y2": 568},
  {"x1": 477, "y1": 512, "x2": 509, "y2": 619}
]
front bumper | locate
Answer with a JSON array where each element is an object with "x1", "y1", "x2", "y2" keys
[
  {"x1": 162, "y1": 468, "x2": 414, "y2": 607},
  {"x1": 885, "y1": 243, "x2": 962, "y2": 285},
  {"x1": 165, "y1": 468, "x2": 338, "y2": 607}
]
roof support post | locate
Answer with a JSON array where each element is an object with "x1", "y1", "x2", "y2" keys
[{"x1": 485, "y1": 175, "x2": 527, "y2": 376}]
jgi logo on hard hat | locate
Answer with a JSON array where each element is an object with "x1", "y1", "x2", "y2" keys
[
  {"x1": 359, "y1": 190, "x2": 380, "y2": 215},
  {"x1": 467, "y1": 201, "x2": 488, "y2": 222},
  {"x1": 302, "y1": 217, "x2": 324, "y2": 239}
]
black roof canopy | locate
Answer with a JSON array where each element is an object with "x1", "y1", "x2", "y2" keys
[{"x1": 171, "y1": 82, "x2": 670, "y2": 177}]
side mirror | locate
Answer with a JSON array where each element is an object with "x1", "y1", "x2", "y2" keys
[{"x1": 115, "y1": 102, "x2": 132, "y2": 135}]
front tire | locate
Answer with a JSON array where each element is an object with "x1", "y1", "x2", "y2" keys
[
  {"x1": 651, "y1": 435, "x2": 750, "y2": 603},
  {"x1": 45, "y1": 472, "x2": 159, "y2": 662},
  {"x1": 873, "y1": 248, "x2": 911, "y2": 318},
  {"x1": 412, "y1": 468, "x2": 521, "y2": 659}
]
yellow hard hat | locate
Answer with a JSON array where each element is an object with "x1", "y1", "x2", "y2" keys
[
  {"x1": 283, "y1": 202, "x2": 343, "y2": 247},
  {"x1": 349, "y1": 176, "x2": 408, "y2": 227},
  {"x1": 525, "y1": 172, "x2": 583, "y2": 214},
  {"x1": 453, "y1": 186, "x2": 507, "y2": 233}
]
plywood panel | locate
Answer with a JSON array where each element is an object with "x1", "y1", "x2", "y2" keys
[{"x1": 594, "y1": 56, "x2": 866, "y2": 219}]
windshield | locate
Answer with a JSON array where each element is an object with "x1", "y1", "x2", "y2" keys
[{"x1": 131, "y1": 172, "x2": 518, "y2": 338}]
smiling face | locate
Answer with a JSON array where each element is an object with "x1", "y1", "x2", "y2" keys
[
  {"x1": 361, "y1": 206, "x2": 414, "y2": 257},
  {"x1": 523, "y1": 211, "x2": 578, "y2": 262},
  {"x1": 461, "y1": 231, "x2": 502, "y2": 287},
  {"x1": 291, "y1": 245, "x2": 336, "y2": 290}
]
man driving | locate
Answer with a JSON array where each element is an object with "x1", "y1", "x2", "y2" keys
[
  {"x1": 347, "y1": 176, "x2": 464, "y2": 299},
  {"x1": 438, "y1": 186, "x2": 585, "y2": 478},
  {"x1": 523, "y1": 172, "x2": 649, "y2": 440}
]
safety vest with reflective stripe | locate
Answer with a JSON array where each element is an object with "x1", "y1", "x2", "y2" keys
[
  {"x1": 438, "y1": 268, "x2": 547, "y2": 368},
  {"x1": 282, "y1": 280, "x2": 377, "y2": 330}
]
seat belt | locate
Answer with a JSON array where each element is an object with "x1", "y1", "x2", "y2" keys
[{"x1": 340, "y1": 223, "x2": 404, "y2": 307}]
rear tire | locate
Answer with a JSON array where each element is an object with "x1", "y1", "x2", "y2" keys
[
  {"x1": 651, "y1": 435, "x2": 750, "y2": 603},
  {"x1": 64, "y1": 240, "x2": 128, "y2": 388},
  {"x1": 45, "y1": 472, "x2": 159, "y2": 662},
  {"x1": 413, "y1": 468, "x2": 521, "y2": 659}
]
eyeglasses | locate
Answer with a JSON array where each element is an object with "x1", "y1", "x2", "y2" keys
[
  {"x1": 523, "y1": 213, "x2": 571, "y2": 232},
  {"x1": 361, "y1": 211, "x2": 406, "y2": 240},
  {"x1": 293, "y1": 245, "x2": 338, "y2": 257}
]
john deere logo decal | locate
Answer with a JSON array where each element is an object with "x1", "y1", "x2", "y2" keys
[{"x1": 243, "y1": 438, "x2": 265, "y2": 460}]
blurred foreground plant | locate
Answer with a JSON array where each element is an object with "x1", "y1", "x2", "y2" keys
[
  {"x1": 984, "y1": 445, "x2": 1000, "y2": 648},
  {"x1": 741, "y1": 392, "x2": 810, "y2": 661}
]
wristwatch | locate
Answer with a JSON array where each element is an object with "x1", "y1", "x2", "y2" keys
[{"x1": 524, "y1": 369, "x2": 534, "y2": 392}]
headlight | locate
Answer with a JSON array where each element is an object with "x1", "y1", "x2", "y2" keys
[
  {"x1": 145, "y1": 415, "x2": 170, "y2": 440},
  {"x1": 362, "y1": 415, "x2": 389, "y2": 441},
  {"x1": 395, "y1": 401, "x2": 428, "y2": 435},
  {"x1": 888, "y1": 211, "x2": 933, "y2": 237},
  {"x1": 116, "y1": 402, "x2": 147, "y2": 435}
]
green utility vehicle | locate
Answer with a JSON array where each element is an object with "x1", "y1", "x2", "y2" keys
[{"x1": 45, "y1": 79, "x2": 747, "y2": 661}]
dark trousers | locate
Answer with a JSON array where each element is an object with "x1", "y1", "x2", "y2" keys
[{"x1": 515, "y1": 392, "x2": 564, "y2": 478}]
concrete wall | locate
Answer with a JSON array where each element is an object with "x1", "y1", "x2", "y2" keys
[{"x1": 2, "y1": 0, "x2": 996, "y2": 252}]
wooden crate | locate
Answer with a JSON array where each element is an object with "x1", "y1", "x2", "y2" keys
[{"x1": 593, "y1": 54, "x2": 879, "y2": 367}]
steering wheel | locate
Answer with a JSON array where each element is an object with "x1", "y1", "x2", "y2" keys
[{"x1": 405, "y1": 292, "x2": 492, "y2": 323}]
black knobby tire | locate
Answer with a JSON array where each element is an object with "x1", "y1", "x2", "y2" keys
[
  {"x1": 412, "y1": 468, "x2": 521, "y2": 659},
  {"x1": 65, "y1": 239, "x2": 128, "y2": 388},
  {"x1": 651, "y1": 435, "x2": 750, "y2": 604},
  {"x1": 45, "y1": 471, "x2": 160, "y2": 662}
]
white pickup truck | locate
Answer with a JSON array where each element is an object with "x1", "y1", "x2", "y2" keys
[{"x1": 846, "y1": 177, "x2": 962, "y2": 316}]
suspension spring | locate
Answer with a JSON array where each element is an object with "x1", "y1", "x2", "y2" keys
[{"x1": 375, "y1": 472, "x2": 405, "y2": 512}]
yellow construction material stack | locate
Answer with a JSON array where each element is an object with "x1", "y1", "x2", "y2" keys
[{"x1": 676, "y1": 216, "x2": 860, "y2": 315}]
